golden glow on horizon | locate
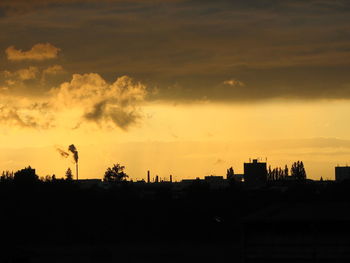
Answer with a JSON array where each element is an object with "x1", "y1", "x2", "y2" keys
[
  {"x1": 1, "y1": 1, "x2": 350, "y2": 184},
  {"x1": 1, "y1": 100, "x2": 350, "y2": 181}
]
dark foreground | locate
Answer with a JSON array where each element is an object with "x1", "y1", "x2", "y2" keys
[
  {"x1": 1, "y1": 179, "x2": 350, "y2": 262},
  {"x1": 2, "y1": 243, "x2": 240, "y2": 263}
]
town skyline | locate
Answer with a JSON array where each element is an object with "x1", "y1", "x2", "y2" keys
[
  {"x1": 0, "y1": 147, "x2": 344, "y2": 182},
  {"x1": 2, "y1": 133, "x2": 350, "y2": 181},
  {"x1": 2, "y1": 1, "x2": 350, "y2": 180},
  {"x1": 2, "y1": 1, "x2": 350, "y2": 262}
]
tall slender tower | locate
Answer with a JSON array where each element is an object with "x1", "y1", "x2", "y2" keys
[
  {"x1": 68, "y1": 144, "x2": 79, "y2": 181},
  {"x1": 76, "y1": 162, "x2": 78, "y2": 180}
]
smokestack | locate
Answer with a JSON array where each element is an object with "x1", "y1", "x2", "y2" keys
[
  {"x1": 147, "y1": 170, "x2": 150, "y2": 183},
  {"x1": 170, "y1": 175, "x2": 172, "y2": 183},
  {"x1": 76, "y1": 162, "x2": 78, "y2": 181},
  {"x1": 68, "y1": 144, "x2": 79, "y2": 180},
  {"x1": 155, "y1": 175, "x2": 159, "y2": 183}
]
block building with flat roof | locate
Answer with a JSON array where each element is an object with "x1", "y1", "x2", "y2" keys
[
  {"x1": 335, "y1": 166, "x2": 350, "y2": 182},
  {"x1": 244, "y1": 159, "x2": 267, "y2": 187}
]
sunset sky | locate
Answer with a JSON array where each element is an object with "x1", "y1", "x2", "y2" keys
[{"x1": 1, "y1": 0, "x2": 350, "y2": 180}]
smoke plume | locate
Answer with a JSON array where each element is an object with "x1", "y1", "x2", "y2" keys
[
  {"x1": 68, "y1": 144, "x2": 78, "y2": 163},
  {"x1": 56, "y1": 147, "x2": 69, "y2": 158}
]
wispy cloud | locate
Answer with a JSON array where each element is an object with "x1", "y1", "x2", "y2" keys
[
  {"x1": 3, "y1": 67, "x2": 39, "y2": 81},
  {"x1": 43, "y1": 65, "x2": 64, "y2": 75},
  {"x1": 223, "y1": 79, "x2": 245, "y2": 88},
  {"x1": 0, "y1": 99, "x2": 53, "y2": 129},
  {"x1": 5, "y1": 43, "x2": 60, "y2": 61}
]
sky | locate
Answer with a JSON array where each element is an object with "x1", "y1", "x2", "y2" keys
[{"x1": 1, "y1": 0, "x2": 350, "y2": 180}]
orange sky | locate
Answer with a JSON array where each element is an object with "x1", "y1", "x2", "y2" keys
[
  {"x1": 1, "y1": 1, "x2": 350, "y2": 180},
  {"x1": 1, "y1": 101, "x2": 350, "y2": 180}
]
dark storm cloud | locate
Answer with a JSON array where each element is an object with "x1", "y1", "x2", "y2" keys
[{"x1": 1, "y1": 0, "x2": 350, "y2": 101}]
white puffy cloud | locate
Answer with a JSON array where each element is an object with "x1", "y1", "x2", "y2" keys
[
  {"x1": 5, "y1": 43, "x2": 60, "y2": 61},
  {"x1": 0, "y1": 65, "x2": 147, "y2": 130},
  {"x1": 53, "y1": 73, "x2": 147, "y2": 130}
]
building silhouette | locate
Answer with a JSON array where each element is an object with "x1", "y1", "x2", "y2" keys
[
  {"x1": 147, "y1": 170, "x2": 150, "y2": 183},
  {"x1": 335, "y1": 166, "x2": 350, "y2": 182},
  {"x1": 244, "y1": 159, "x2": 267, "y2": 187}
]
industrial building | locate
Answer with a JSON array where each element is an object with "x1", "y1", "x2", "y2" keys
[
  {"x1": 244, "y1": 159, "x2": 267, "y2": 187},
  {"x1": 335, "y1": 166, "x2": 350, "y2": 182}
]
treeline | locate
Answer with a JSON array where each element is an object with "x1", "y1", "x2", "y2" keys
[
  {"x1": 0, "y1": 163, "x2": 129, "y2": 184},
  {"x1": 267, "y1": 160, "x2": 307, "y2": 181},
  {"x1": 226, "y1": 160, "x2": 307, "y2": 182},
  {"x1": 1, "y1": 166, "x2": 70, "y2": 184}
]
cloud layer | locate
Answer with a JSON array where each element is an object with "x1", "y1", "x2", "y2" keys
[
  {"x1": 54, "y1": 73, "x2": 147, "y2": 129},
  {"x1": 3, "y1": 66, "x2": 38, "y2": 81},
  {"x1": 223, "y1": 79, "x2": 245, "y2": 88},
  {"x1": 0, "y1": 97, "x2": 53, "y2": 128},
  {"x1": 1, "y1": 40, "x2": 147, "y2": 130},
  {"x1": 1, "y1": 1, "x2": 350, "y2": 101},
  {"x1": 0, "y1": 73, "x2": 147, "y2": 130},
  {"x1": 5, "y1": 43, "x2": 60, "y2": 61}
]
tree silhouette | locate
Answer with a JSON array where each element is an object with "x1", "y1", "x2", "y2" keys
[
  {"x1": 0, "y1": 170, "x2": 13, "y2": 182},
  {"x1": 103, "y1": 164, "x2": 128, "y2": 183},
  {"x1": 284, "y1": 165, "x2": 289, "y2": 178},
  {"x1": 42, "y1": 175, "x2": 52, "y2": 182},
  {"x1": 291, "y1": 161, "x2": 307, "y2": 181},
  {"x1": 268, "y1": 166, "x2": 289, "y2": 181},
  {"x1": 65, "y1": 168, "x2": 73, "y2": 181},
  {"x1": 226, "y1": 167, "x2": 234, "y2": 180},
  {"x1": 267, "y1": 164, "x2": 291, "y2": 181},
  {"x1": 13, "y1": 166, "x2": 39, "y2": 184},
  {"x1": 268, "y1": 167, "x2": 273, "y2": 181}
]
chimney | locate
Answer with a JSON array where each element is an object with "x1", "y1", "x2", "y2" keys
[
  {"x1": 76, "y1": 163, "x2": 78, "y2": 180},
  {"x1": 147, "y1": 170, "x2": 150, "y2": 183},
  {"x1": 170, "y1": 175, "x2": 173, "y2": 183},
  {"x1": 155, "y1": 175, "x2": 159, "y2": 183}
]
